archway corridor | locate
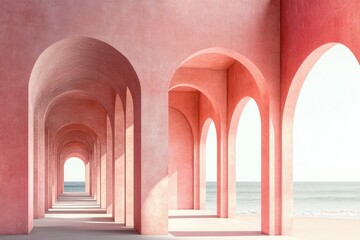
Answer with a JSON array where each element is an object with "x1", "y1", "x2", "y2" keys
[
  {"x1": 27, "y1": 192, "x2": 133, "y2": 239},
  {"x1": 166, "y1": 48, "x2": 276, "y2": 238},
  {"x1": 15, "y1": 37, "x2": 289, "y2": 240},
  {"x1": 23, "y1": 37, "x2": 141, "y2": 238}
]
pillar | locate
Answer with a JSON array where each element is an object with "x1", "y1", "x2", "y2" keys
[
  {"x1": 106, "y1": 117, "x2": 113, "y2": 214},
  {"x1": 114, "y1": 95, "x2": 125, "y2": 222},
  {"x1": 100, "y1": 145, "x2": 107, "y2": 209},
  {"x1": 134, "y1": 90, "x2": 168, "y2": 234},
  {"x1": 125, "y1": 89, "x2": 134, "y2": 226}
]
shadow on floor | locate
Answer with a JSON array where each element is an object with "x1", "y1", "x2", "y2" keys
[
  {"x1": 169, "y1": 230, "x2": 263, "y2": 237},
  {"x1": 169, "y1": 215, "x2": 217, "y2": 219},
  {"x1": 46, "y1": 210, "x2": 107, "y2": 214}
]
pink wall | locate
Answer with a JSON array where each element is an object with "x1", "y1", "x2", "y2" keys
[
  {"x1": 169, "y1": 91, "x2": 199, "y2": 208},
  {"x1": 106, "y1": 116, "x2": 113, "y2": 214},
  {"x1": 113, "y1": 94, "x2": 125, "y2": 223},
  {"x1": 125, "y1": 89, "x2": 135, "y2": 227},
  {"x1": 227, "y1": 61, "x2": 267, "y2": 222},
  {"x1": 0, "y1": 0, "x2": 280, "y2": 235},
  {"x1": 168, "y1": 107, "x2": 194, "y2": 209}
]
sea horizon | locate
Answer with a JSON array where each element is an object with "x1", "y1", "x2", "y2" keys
[
  {"x1": 64, "y1": 180, "x2": 360, "y2": 218},
  {"x1": 206, "y1": 181, "x2": 360, "y2": 218},
  {"x1": 64, "y1": 181, "x2": 85, "y2": 192}
]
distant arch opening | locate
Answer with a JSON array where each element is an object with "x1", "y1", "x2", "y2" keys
[
  {"x1": 64, "y1": 157, "x2": 86, "y2": 192},
  {"x1": 205, "y1": 120, "x2": 217, "y2": 212},
  {"x1": 235, "y1": 98, "x2": 261, "y2": 217}
]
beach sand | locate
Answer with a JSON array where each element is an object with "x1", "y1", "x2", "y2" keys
[
  {"x1": 170, "y1": 211, "x2": 360, "y2": 239},
  {"x1": 293, "y1": 216, "x2": 360, "y2": 240}
]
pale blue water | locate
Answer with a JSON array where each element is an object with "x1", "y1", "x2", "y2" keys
[
  {"x1": 206, "y1": 182, "x2": 360, "y2": 218},
  {"x1": 294, "y1": 182, "x2": 360, "y2": 217},
  {"x1": 64, "y1": 181, "x2": 85, "y2": 192}
]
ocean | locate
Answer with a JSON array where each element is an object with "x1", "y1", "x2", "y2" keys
[
  {"x1": 206, "y1": 182, "x2": 360, "y2": 218},
  {"x1": 64, "y1": 181, "x2": 360, "y2": 218},
  {"x1": 64, "y1": 181, "x2": 85, "y2": 192}
]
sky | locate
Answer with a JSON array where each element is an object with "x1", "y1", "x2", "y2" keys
[{"x1": 293, "y1": 44, "x2": 360, "y2": 182}]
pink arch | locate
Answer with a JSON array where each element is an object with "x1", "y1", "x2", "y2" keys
[
  {"x1": 63, "y1": 156, "x2": 87, "y2": 193},
  {"x1": 169, "y1": 84, "x2": 220, "y2": 124},
  {"x1": 228, "y1": 97, "x2": 263, "y2": 219},
  {"x1": 174, "y1": 47, "x2": 268, "y2": 99},
  {"x1": 28, "y1": 37, "x2": 142, "y2": 231},
  {"x1": 199, "y1": 118, "x2": 217, "y2": 211},
  {"x1": 44, "y1": 90, "x2": 114, "y2": 121},
  {"x1": 229, "y1": 97, "x2": 253, "y2": 139},
  {"x1": 169, "y1": 106, "x2": 195, "y2": 143},
  {"x1": 282, "y1": 42, "x2": 343, "y2": 235},
  {"x1": 168, "y1": 47, "x2": 269, "y2": 223}
]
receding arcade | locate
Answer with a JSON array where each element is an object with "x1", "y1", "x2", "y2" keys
[{"x1": 28, "y1": 37, "x2": 141, "y2": 231}]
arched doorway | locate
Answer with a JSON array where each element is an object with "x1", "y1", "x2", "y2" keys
[
  {"x1": 235, "y1": 99, "x2": 261, "y2": 221},
  {"x1": 63, "y1": 157, "x2": 86, "y2": 193},
  {"x1": 204, "y1": 120, "x2": 217, "y2": 213},
  {"x1": 283, "y1": 43, "x2": 360, "y2": 236},
  {"x1": 168, "y1": 48, "x2": 272, "y2": 235}
]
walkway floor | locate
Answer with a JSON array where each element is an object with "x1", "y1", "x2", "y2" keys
[{"x1": 0, "y1": 193, "x2": 297, "y2": 240}]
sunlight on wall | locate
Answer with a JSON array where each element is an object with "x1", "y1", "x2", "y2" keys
[
  {"x1": 206, "y1": 121, "x2": 217, "y2": 181},
  {"x1": 64, "y1": 157, "x2": 86, "y2": 181},
  {"x1": 294, "y1": 44, "x2": 360, "y2": 182},
  {"x1": 236, "y1": 99, "x2": 261, "y2": 181}
]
